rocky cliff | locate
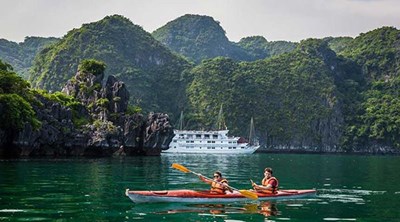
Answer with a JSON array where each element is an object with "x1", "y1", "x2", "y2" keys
[{"x1": 0, "y1": 68, "x2": 174, "y2": 158}]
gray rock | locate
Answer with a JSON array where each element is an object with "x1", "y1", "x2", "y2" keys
[{"x1": 0, "y1": 69, "x2": 174, "y2": 158}]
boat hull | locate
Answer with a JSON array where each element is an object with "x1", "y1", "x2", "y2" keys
[
  {"x1": 125, "y1": 189, "x2": 317, "y2": 203},
  {"x1": 162, "y1": 146, "x2": 260, "y2": 154}
]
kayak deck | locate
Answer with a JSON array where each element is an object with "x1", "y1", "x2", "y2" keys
[{"x1": 125, "y1": 189, "x2": 317, "y2": 203}]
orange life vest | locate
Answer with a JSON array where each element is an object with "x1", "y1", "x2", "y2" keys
[
  {"x1": 260, "y1": 177, "x2": 279, "y2": 194},
  {"x1": 211, "y1": 179, "x2": 229, "y2": 194}
]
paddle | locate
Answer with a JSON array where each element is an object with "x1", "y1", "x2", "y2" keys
[{"x1": 171, "y1": 163, "x2": 258, "y2": 200}]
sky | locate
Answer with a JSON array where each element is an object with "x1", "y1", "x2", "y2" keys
[{"x1": 1, "y1": 0, "x2": 399, "y2": 43}]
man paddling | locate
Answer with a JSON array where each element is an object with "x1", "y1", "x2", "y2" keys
[
  {"x1": 199, "y1": 171, "x2": 233, "y2": 194},
  {"x1": 252, "y1": 167, "x2": 279, "y2": 194}
]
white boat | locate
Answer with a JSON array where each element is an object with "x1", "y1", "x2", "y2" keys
[{"x1": 163, "y1": 108, "x2": 260, "y2": 154}]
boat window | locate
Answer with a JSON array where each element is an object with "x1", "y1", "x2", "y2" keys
[
  {"x1": 213, "y1": 135, "x2": 218, "y2": 139},
  {"x1": 196, "y1": 134, "x2": 201, "y2": 139},
  {"x1": 204, "y1": 134, "x2": 210, "y2": 139}
]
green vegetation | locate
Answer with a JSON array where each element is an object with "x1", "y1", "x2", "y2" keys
[
  {"x1": 153, "y1": 14, "x2": 251, "y2": 63},
  {"x1": 185, "y1": 40, "x2": 351, "y2": 148},
  {"x1": 338, "y1": 26, "x2": 400, "y2": 150},
  {"x1": 339, "y1": 27, "x2": 399, "y2": 81},
  {"x1": 126, "y1": 104, "x2": 142, "y2": 114},
  {"x1": 0, "y1": 93, "x2": 40, "y2": 130},
  {"x1": 152, "y1": 15, "x2": 297, "y2": 63},
  {"x1": 33, "y1": 89, "x2": 90, "y2": 127},
  {"x1": 78, "y1": 59, "x2": 106, "y2": 75},
  {"x1": 0, "y1": 60, "x2": 40, "y2": 131},
  {"x1": 29, "y1": 15, "x2": 190, "y2": 115},
  {"x1": 1, "y1": 14, "x2": 399, "y2": 151},
  {"x1": 0, "y1": 37, "x2": 58, "y2": 79},
  {"x1": 324, "y1": 36, "x2": 353, "y2": 54},
  {"x1": 93, "y1": 120, "x2": 118, "y2": 133},
  {"x1": 237, "y1": 36, "x2": 297, "y2": 60}
]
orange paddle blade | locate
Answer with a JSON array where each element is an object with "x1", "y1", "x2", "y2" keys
[{"x1": 171, "y1": 163, "x2": 191, "y2": 173}]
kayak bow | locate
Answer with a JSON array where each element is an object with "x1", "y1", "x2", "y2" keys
[{"x1": 125, "y1": 189, "x2": 316, "y2": 203}]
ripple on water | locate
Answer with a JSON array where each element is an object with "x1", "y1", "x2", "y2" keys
[
  {"x1": 0, "y1": 209, "x2": 25, "y2": 213},
  {"x1": 318, "y1": 194, "x2": 365, "y2": 203},
  {"x1": 317, "y1": 188, "x2": 386, "y2": 204},
  {"x1": 320, "y1": 189, "x2": 386, "y2": 195}
]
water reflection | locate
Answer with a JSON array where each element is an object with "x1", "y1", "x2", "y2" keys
[
  {"x1": 130, "y1": 201, "x2": 279, "y2": 218},
  {"x1": 243, "y1": 202, "x2": 279, "y2": 217}
]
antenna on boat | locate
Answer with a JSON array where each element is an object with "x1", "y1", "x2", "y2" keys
[
  {"x1": 178, "y1": 111, "x2": 184, "y2": 130},
  {"x1": 216, "y1": 104, "x2": 226, "y2": 130},
  {"x1": 249, "y1": 117, "x2": 256, "y2": 145}
]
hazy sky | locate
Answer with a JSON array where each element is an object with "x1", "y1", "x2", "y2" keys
[{"x1": 1, "y1": 0, "x2": 399, "y2": 43}]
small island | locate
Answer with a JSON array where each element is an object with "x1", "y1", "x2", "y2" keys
[{"x1": 0, "y1": 59, "x2": 174, "y2": 158}]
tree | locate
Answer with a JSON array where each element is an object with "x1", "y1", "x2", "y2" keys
[{"x1": 78, "y1": 59, "x2": 106, "y2": 76}]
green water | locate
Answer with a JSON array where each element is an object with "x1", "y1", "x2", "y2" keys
[{"x1": 1, "y1": 154, "x2": 399, "y2": 221}]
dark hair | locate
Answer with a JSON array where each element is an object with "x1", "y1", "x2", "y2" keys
[
  {"x1": 264, "y1": 167, "x2": 273, "y2": 175},
  {"x1": 214, "y1": 171, "x2": 222, "y2": 177}
]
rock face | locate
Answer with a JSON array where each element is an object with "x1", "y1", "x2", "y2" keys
[{"x1": 0, "y1": 70, "x2": 174, "y2": 158}]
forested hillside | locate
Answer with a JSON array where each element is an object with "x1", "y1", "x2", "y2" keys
[
  {"x1": 29, "y1": 15, "x2": 191, "y2": 116},
  {"x1": 152, "y1": 14, "x2": 249, "y2": 63},
  {"x1": 338, "y1": 27, "x2": 400, "y2": 151},
  {"x1": 152, "y1": 14, "x2": 296, "y2": 63},
  {"x1": 236, "y1": 36, "x2": 297, "y2": 60},
  {"x1": 0, "y1": 37, "x2": 58, "y2": 79},
  {"x1": 1, "y1": 14, "x2": 399, "y2": 152},
  {"x1": 185, "y1": 39, "x2": 363, "y2": 151}
]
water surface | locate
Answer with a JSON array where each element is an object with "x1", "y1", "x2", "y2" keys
[{"x1": 1, "y1": 154, "x2": 399, "y2": 221}]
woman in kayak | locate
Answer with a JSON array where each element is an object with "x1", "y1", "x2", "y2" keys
[
  {"x1": 252, "y1": 167, "x2": 279, "y2": 194},
  {"x1": 199, "y1": 171, "x2": 233, "y2": 194}
]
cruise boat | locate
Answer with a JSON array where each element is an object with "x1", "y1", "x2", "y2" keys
[{"x1": 163, "y1": 110, "x2": 260, "y2": 154}]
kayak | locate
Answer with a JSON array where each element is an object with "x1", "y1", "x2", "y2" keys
[{"x1": 125, "y1": 189, "x2": 317, "y2": 203}]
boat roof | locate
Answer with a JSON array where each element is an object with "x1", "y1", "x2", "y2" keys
[{"x1": 174, "y1": 130, "x2": 229, "y2": 134}]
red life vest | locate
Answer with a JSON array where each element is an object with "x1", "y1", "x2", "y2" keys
[
  {"x1": 211, "y1": 179, "x2": 229, "y2": 194},
  {"x1": 260, "y1": 177, "x2": 279, "y2": 194}
]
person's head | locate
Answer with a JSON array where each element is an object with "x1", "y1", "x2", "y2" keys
[
  {"x1": 264, "y1": 167, "x2": 273, "y2": 178},
  {"x1": 213, "y1": 171, "x2": 222, "y2": 180}
]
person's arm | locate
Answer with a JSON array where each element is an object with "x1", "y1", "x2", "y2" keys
[
  {"x1": 198, "y1": 174, "x2": 212, "y2": 184},
  {"x1": 222, "y1": 181, "x2": 233, "y2": 193},
  {"x1": 253, "y1": 179, "x2": 272, "y2": 190},
  {"x1": 255, "y1": 180, "x2": 275, "y2": 190}
]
